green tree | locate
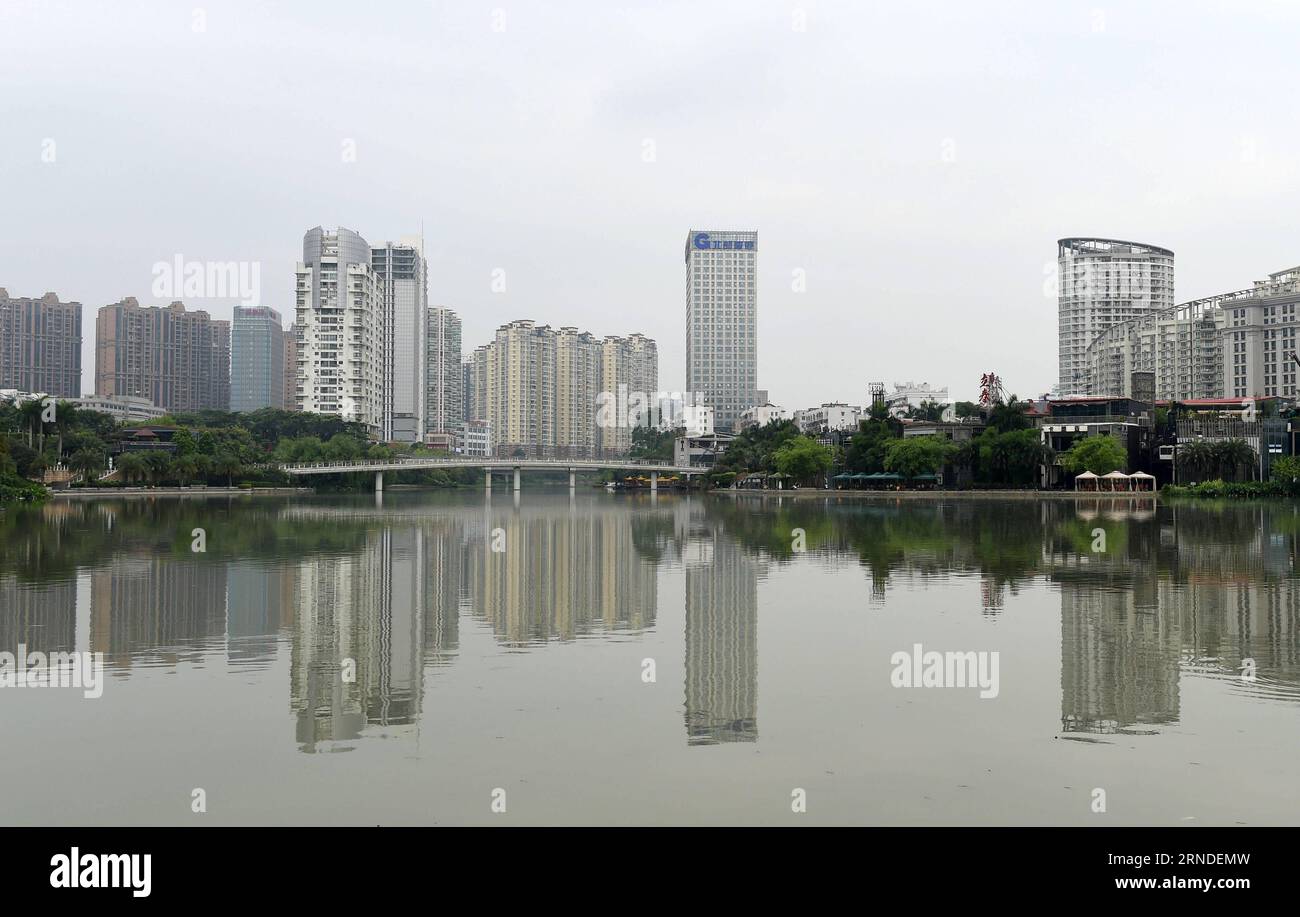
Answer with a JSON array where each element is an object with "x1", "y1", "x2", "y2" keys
[
  {"x1": 1177, "y1": 440, "x2": 1214, "y2": 482},
  {"x1": 68, "y1": 448, "x2": 106, "y2": 481},
  {"x1": 884, "y1": 436, "x2": 955, "y2": 479},
  {"x1": 772, "y1": 435, "x2": 833, "y2": 484},
  {"x1": 1270, "y1": 454, "x2": 1300, "y2": 484},
  {"x1": 844, "y1": 417, "x2": 902, "y2": 473},
  {"x1": 213, "y1": 452, "x2": 241, "y2": 487},
  {"x1": 631, "y1": 425, "x2": 678, "y2": 462},
  {"x1": 3, "y1": 441, "x2": 38, "y2": 477},
  {"x1": 1059, "y1": 434, "x2": 1127, "y2": 475},
  {"x1": 172, "y1": 428, "x2": 198, "y2": 455},
  {"x1": 905, "y1": 400, "x2": 947, "y2": 423},
  {"x1": 116, "y1": 452, "x2": 149, "y2": 484},
  {"x1": 145, "y1": 451, "x2": 171, "y2": 483},
  {"x1": 1212, "y1": 439, "x2": 1255, "y2": 482},
  {"x1": 170, "y1": 453, "x2": 199, "y2": 486},
  {"x1": 52, "y1": 400, "x2": 79, "y2": 458},
  {"x1": 715, "y1": 419, "x2": 800, "y2": 475},
  {"x1": 978, "y1": 428, "x2": 1050, "y2": 486},
  {"x1": 986, "y1": 396, "x2": 1030, "y2": 433}
]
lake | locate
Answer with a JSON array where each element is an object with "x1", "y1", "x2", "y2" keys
[{"x1": 1, "y1": 491, "x2": 1296, "y2": 825}]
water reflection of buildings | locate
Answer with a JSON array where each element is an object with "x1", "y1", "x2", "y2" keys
[
  {"x1": 0, "y1": 578, "x2": 77, "y2": 654},
  {"x1": 91, "y1": 558, "x2": 229, "y2": 668},
  {"x1": 1058, "y1": 579, "x2": 1181, "y2": 733},
  {"x1": 1054, "y1": 500, "x2": 1300, "y2": 732},
  {"x1": 2, "y1": 500, "x2": 671, "y2": 752},
  {"x1": 465, "y1": 507, "x2": 658, "y2": 644},
  {"x1": 290, "y1": 525, "x2": 465, "y2": 751},
  {"x1": 683, "y1": 525, "x2": 761, "y2": 745}
]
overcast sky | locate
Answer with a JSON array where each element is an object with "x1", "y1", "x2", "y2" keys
[{"x1": 4, "y1": 0, "x2": 1299, "y2": 407}]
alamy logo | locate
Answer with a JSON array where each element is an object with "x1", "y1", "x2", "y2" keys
[
  {"x1": 0, "y1": 644, "x2": 104, "y2": 698},
  {"x1": 50, "y1": 848, "x2": 151, "y2": 897},
  {"x1": 595, "y1": 388, "x2": 708, "y2": 429},
  {"x1": 151, "y1": 254, "x2": 261, "y2": 305},
  {"x1": 890, "y1": 643, "x2": 1000, "y2": 698}
]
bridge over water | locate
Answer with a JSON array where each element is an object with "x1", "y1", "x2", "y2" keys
[{"x1": 276, "y1": 456, "x2": 704, "y2": 492}]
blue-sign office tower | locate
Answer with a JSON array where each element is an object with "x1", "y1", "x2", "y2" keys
[
  {"x1": 231, "y1": 305, "x2": 287, "y2": 411},
  {"x1": 685, "y1": 230, "x2": 758, "y2": 432}
]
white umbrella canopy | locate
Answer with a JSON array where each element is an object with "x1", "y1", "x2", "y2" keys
[{"x1": 1074, "y1": 470, "x2": 1099, "y2": 491}]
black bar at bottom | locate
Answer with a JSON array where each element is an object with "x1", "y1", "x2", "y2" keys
[{"x1": 1, "y1": 827, "x2": 1281, "y2": 901}]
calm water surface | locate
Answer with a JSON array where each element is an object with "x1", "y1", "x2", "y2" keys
[{"x1": 1, "y1": 491, "x2": 1297, "y2": 825}]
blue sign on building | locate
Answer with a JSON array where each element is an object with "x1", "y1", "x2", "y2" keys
[{"x1": 693, "y1": 233, "x2": 756, "y2": 251}]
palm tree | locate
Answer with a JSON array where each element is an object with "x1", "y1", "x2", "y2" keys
[
  {"x1": 212, "y1": 452, "x2": 241, "y2": 487},
  {"x1": 17, "y1": 398, "x2": 46, "y2": 449},
  {"x1": 171, "y1": 453, "x2": 199, "y2": 486},
  {"x1": 68, "y1": 448, "x2": 105, "y2": 482},
  {"x1": 1177, "y1": 440, "x2": 1214, "y2": 482},
  {"x1": 1214, "y1": 438, "x2": 1256, "y2": 482},
  {"x1": 145, "y1": 451, "x2": 171, "y2": 484},
  {"x1": 52, "y1": 401, "x2": 78, "y2": 460},
  {"x1": 116, "y1": 452, "x2": 148, "y2": 484}
]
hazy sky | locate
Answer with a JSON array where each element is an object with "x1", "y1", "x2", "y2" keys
[{"x1": 4, "y1": 0, "x2": 1298, "y2": 407}]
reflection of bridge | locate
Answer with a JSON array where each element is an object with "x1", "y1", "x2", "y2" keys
[{"x1": 277, "y1": 457, "x2": 703, "y2": 492}]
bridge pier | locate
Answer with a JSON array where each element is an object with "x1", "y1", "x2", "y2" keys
[
  {"x1": 650, "y1": 471, "x2": 658, "y2": 493},
  {"x1": 375, "y1": 471, "x2": 383, "y2": 493},
  {"x1": 569, "y1": 469, "x2": 575, "y2": 492},
  {"x1": 485, "y1": 469, "x2": 492, "y2": 493},
  {"x1": 513, "y1": 467, "x2": 521, "y2": 493}
]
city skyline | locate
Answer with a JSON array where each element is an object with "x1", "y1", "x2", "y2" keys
[{"x1": 8, "y1": 3, "x2": 1299, "y2": 412}]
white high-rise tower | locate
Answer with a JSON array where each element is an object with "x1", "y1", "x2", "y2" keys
[
  {"x1": 373, "y1": 237, "x2": 428, "y2": 443},
  {"x1": 295, "y1": 227, "x2": 383, "y2": 435},
  {"x1": 685, "y1": 230, "x2": 758, "y2": 432},
  {"x1": 1057, "y1": 237, "x2": 1174, "y2": 396}
]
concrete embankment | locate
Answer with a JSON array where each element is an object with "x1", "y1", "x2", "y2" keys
[
  {"x1": 52, "y1": 487, "x2": 312, "y2": 500},
  {"x1": 712, "y1": 489, "x2": 1157, "y2": 501}
]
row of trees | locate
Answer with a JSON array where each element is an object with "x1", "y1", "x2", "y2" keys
[
  {"x1": 0, "y1": 403, "x2": 422, "y2": 496},
  {"x1": 1176, "y1": 439, "x2": 1256, "y2": 483},
  {"x1": 713, "y1": 419, "x2": 834, "y2": 485},
  {"x1": 841, "y1": 399, "x2": 1053, "y2": 487}
]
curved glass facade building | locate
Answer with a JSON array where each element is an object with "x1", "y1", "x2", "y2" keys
[{"x1": 1057, "y1": 238, "x2": 1174, "y2": 396}]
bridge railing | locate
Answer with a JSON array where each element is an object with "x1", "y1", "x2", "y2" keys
[{"x1": 275, "y1": 457, "x2": 698, "y2": 472}]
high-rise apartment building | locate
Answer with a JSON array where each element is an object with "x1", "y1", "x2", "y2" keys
[
  {"x1": 475, "y1": 320, "x2": 657, "y2": 458},
  {"x1": 462, "y1": 359, "x2": 475, "y2": 424},
  {"x1": 372, "y1": 239, "x2": 427, "y2": 442},
  {"x1": 427, "y1": 306, "x2": 463, "y2": 439},
  {"x1": 685, "y1": 230, "x2": 758, "y2": 431},
  {"x1": 283, "y1": 324, "x2": 299, "y2": 411},
  {"x1": 467, "y1": 348, "x2": 489, "y2": 425},
  {"x1": 0, "y1": 289, "x2": 83, "y2": 398},
  {"x1": 1057, "y1": 237, "x2": 1174, "y2": 397},
  {"x1": 295, "y1": 227, "x2": 383, "y2": 435},
  {"x1": 597, "y1": 333, "x2": 658, "y2": 455},
  {"x1": 95, "y1": 298, "x2": 230, "y2": 412},
  {"x1": 1082, "y1": 265, "x2": 1300, "y2": 402},
  {"x1": 556, "y1": 326, "x2": 601, "y2": 457},
  {"x1": 485, "y1": 320, "x2": 556, "y2": 456},
  {"x1": 231, "y1": 305, "x2": 286, "y2": 411}
]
